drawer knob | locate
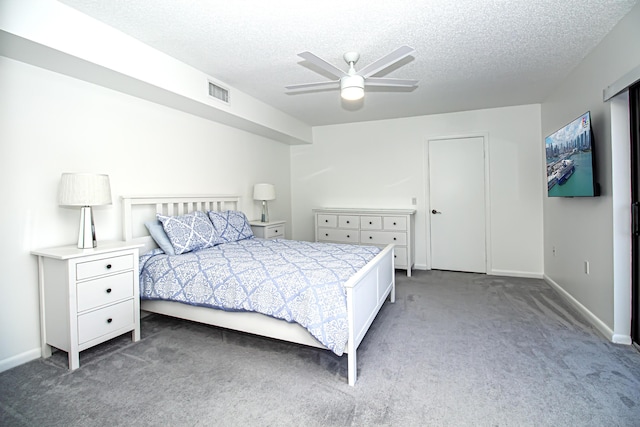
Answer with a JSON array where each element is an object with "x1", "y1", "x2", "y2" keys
[
  {"x1": 325, "y1": 233, "x2": 329, "y2": 236},
  {"x1": 106, "y1": 288, "x2": 112, "y2": 294},
  {"x1": 106, "y1": 264, "x2": 112, "y2": 270},
  {"x1": 274, "y1": 229, "x2": 278, "y2": 233},
  {"x1": 347, "y1": 235, "x2": 350, "y2": 238},
  {"x1": 346, "y1": 220, "x2": 350, "y2": 224},
  {"x1": 325, "y1": 219, "x2": 328, "y2": 223},
  {"x1": 393, "y1": 222, "x2": 397, "y2": 225},
  {"x1": 393, "y1": 237, "x2": 397, "y2": 241},
  {"x1": 369, "y1": 236, "x2": 372, "y2": 239},
  {"x1": 369, "y1": 221, "x2": 372, "y2": 224},
  {"x1": 107, "y1": 318, "x2": 113, "y2": 324}
]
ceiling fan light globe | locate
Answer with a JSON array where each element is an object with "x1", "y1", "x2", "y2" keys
[
  {"x1": 341, "y1": 87, "x2": 364, "y2": 100},
  {"x1": 340, "y1": 75, "x2": 365, "y2": 101}
]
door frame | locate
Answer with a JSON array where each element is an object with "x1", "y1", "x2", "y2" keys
[{"x1": 423, "y1": 132, "x2": 492, "y2": 273}]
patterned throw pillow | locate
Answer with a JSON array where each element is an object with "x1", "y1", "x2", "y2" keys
[
  {"x1": 157, "y1": 211, "x2": 220, "y2": 255},
  {"x1": 207, "y1": 210, "x2": 254, "y2": 243}
]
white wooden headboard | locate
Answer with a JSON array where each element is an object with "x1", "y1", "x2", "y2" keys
[{"x1": 122, "y1": 195, "x2": 242, "y2": 253}]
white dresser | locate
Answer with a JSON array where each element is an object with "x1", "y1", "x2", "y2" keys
[
  {"x1": 313, "y1": 208, "x2": 416, "y2": 276},
  {"x1": 32, "y1": 241, "x2": 143, "y2": 370}
]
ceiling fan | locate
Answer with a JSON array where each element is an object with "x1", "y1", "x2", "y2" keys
[{"x1": 286, "y1": 45, "x2": 418, "y2": 101}]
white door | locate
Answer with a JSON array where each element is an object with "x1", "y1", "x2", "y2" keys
[{"x1": 428, "y1": 136, "x2": 486, "y2": 273}]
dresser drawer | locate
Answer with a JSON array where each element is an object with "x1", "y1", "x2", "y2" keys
[
  {"x1": 317, "y1": 214, "x2": 337, "y2": 228},
  {"x1": 338, "y1": 215, "x2": 359, "y2": 229},
  {"x1": 264, "y1": 225, "x2": 285, "y2": 239},
  {"x1": 76, "y1": 254, "x2": 133, "y2": 281},
  {"x1": 393, "y1": 247, "x2": 408, "y2": 268},
  {"x1": 383, "y1": 216, "x2": 407, "y2": 231},
  {"x1": 317, "y1": 228, "x2": 359, "y2": 243},
  {"x1": 78, "y1": 299, "x2": 134, "y2": 345},
  {"x1": 360, "y1": 216, "x2": 382, "y2": 230},
  {"x1": 77, "y1": 271, "x2": 134, "y2": 312},
  {"x1": 361, "y1": 231, "x2": 407, "y2": 246}
]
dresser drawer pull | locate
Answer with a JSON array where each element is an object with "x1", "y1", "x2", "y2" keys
[
  {"x1": 106, "y1": 264, "x2": 112, "y2": 270},
  {"x1": 106, "y1": 288, "x2": 112, "y2": 294},
  {"x1": 346, "y1": 220, "x2": 350, "y2": 224},
  {"x1": 107, "y1": 318, "x2": 113, "y2": 324},
  {"x1": 325, "y1": 219, "x2": 328, "y2": 223},
  {"x1": 393, "y1": 222, "x2": 397, "y2": 225},
  {"x1": 369, "y1": 221, "x2": 372, "y2": 224},
  {"x1": 347, "y1": 235, "x2": 350, "y2": 238},
  {"x1": 274, "y1": 229, "x2": 278, "y2": 233},
  {"x1": 369, "y1": 236, "x2": 372, "y2": 239},
  {"x1": 393, "y1": 237, "x2": 397, "y2": 241}
]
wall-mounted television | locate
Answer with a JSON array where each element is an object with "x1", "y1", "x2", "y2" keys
[{"x1": 545, "y1": 111, "x2": 600, "y2": 197}]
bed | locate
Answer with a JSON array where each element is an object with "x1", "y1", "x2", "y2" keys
[{"x1": 122, "y1": 195, "x2": 395, "y2": 385}]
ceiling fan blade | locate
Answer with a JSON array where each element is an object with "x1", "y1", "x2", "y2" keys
[
  {"x1": 286, "y1": 80, "x2": 340, "y2": 91},
  {"x1": 365, "y1": 77, "x2": 419, "y2": 87},
  {"x1": 298, "y1": 51, "x2": 349, "y2": 79},
  {"x1": 358, "y1": 46, "x2": 415, "y2": 78}
]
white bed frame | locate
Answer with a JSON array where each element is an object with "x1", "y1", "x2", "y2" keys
[{"x1": 122, "y1": 195, "x2": 395, "y2": 385}]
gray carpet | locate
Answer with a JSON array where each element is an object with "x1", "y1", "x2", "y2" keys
[{"x1": 1, "y1": 270, "x2": 639, "y2": 426}]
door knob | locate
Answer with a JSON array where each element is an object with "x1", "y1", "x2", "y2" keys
[{"x1": 431, "y1": 209, "x2": 441, "y2": 214}]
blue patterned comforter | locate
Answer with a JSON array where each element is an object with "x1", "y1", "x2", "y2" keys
[{"x1": 139, "y1": 238, "x2": 381, "y2": 355}]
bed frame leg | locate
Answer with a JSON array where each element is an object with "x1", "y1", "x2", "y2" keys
[{"x1": 348, "y1": 351, "x2": 357, "y2": 386}]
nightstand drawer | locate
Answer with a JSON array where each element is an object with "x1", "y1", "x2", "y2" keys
[
  {"x1": 264, "y1": 225, "x2": 284, "y2": 239},
  {"x1": 76, "y1": 254, "x2": 133, "y2": 281},
  {"x1": 78, "y1": 299, "x2": 134, "y2": 345},
  {"x1": 317, "y1": 228, "x2": 359, "y2": 243},
  {"x1": 77, "y1": 271, "x2": 134, "y2": 312},
  {"x1": 361, "y1": 231, "x2": 407, "y2": 246}
]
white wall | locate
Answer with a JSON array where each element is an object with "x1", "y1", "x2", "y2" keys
[
  {"x1": 0, "y1": 0, "x2": 312, "y2": 145},
  {"x1": 541, "y1": 2, "x2": 640, "y2": 338},
  {"x1": 291, "y1": 104, "x2": 544, "y2": 277},
  {"x1": 0, "y1": 56, "x2": 291, "y2": 370}
]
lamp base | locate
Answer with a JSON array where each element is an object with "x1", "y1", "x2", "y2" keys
[
  {"x1": 261, "y1": 200, "x2": 269, "y2": 223},
  {"x1": 78, "y1": 206, "x2": 97, "y2": 249}
]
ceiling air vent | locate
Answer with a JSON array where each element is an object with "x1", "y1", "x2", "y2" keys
[{"x1": 208, "y1": 81, "x2": 229, "y2": 103}]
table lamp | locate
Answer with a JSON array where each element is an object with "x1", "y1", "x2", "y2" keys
[
  {"x1": 253, "y1": 183, "x2": 275, "y2": 223},
  {"x1": 58, "y1": 173, "x2": 112, "y2": 248}
]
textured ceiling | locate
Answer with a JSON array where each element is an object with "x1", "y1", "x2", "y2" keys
[{"x1": 59, "y1": 0, "x2": 638, "y2": 127}]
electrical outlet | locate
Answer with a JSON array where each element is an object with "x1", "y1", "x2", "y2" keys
[{"x1": 411, "y1": 197, "x2": 417, "y2": 205}]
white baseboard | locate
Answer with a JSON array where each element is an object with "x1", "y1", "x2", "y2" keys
[
  {"x1": 0, "y1": 348, "x2": 40, "y2": 373},
  {"x1": 490, "y1": 269, "x2": 543, "y2": 279},
  {"x1": 612, "y1": 334, "x2": 632, "y2": 345},
  {"x1": 543, "y1": 274, "x2": 623, "y2": 343},
  {"x1": 410, "y1": 265, "x2": 543, "y2": 279}
]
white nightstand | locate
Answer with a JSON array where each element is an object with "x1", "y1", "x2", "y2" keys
[
  {"x1": 250, "y1": 220, "x2": 286, "y2": 240},
  {"x1": 31, "y1": 241, "x2": 143, "y2": 370}
]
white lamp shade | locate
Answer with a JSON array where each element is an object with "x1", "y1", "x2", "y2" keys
[
  {"x1": 253, "y1": 183, "x2": 276, "y2": 201},
  {"x1": 58, "y1": 173, "x2": 112, "y2": 206}
]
